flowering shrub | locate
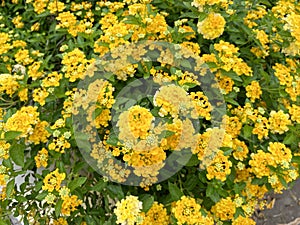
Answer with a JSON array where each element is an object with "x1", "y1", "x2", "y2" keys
[{"x1": 0, "y1": 0, "x2": 300, "y2": 225}]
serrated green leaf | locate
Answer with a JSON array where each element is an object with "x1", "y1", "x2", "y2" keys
[
  {"x1": 123, "y1": 15, "x2": 141, "y2": 25},
  {"x1": 160, "y1": 130, "x2": 175, "y2": 139},
  {"x1": 107, "y1": 184, "x2": 124, "y2": 200},
  {"x1": 259, "y1": 0, "x2": 272, "y2": 6},
  {"x1": 4, "y1": 131, "x2": 22, "y2": 140},
  {"x1": 185, "y1": 155, "x2": 200, "y2": 167},
  {"x1": 9, "y1": 144, "x2": 24, "y2": 167},
  {"x1": 198, "y1": 171, "x2": 207, "y2": 183},
  {"x1": 217, "y1": 188, "x2": 229, "y2": 198},
  {"x1": 221, "y1": 70, "x2": 243, "y2": 82},
  {"x1": 141, "y1": 195, "x2": 154, "y2": 212},
  {"x1": 34, "y1": 181, "x2": 43, "y2": 192},
  {"x1": 69, "y1": 177, "x2": 87, "y2": 192},
  {"x1": 205, "y1": 62, "x2": 218, "y2": 69},
  {"x1": 278, "y1": 175, "x2": 288, "y2": 188},
  {"x1": 77, "y1": 35, "x2": 84, "y2": 47},
  {"x1": 6, "y1": 179, "x2": 14, "y2": 198},
  {"x1": 91, "y1": 179, "x2": 107, "y2": 192},
  {"x1": 224, "y1": 96, "x2": 240, "y2": 106},
  {"x1": 180, "y1": 12, "x2": 199, "y2": 19},
  {"x1": 55, "y1": 199, "x2": 63, "y2": 217},
  {"x1": 292, "y1": 156, "x2": 300, "y2": 164},
  {"x1": 260, "y1": 69, "x2": 270, "y2": 83},
  {"x1": 182, "y1": 82, "x2": 198, "y2": 89},
  {"x1": 234, "y1": 207, "x2": 245, "y2": 218},
  {"x1": 251, "y1": 177, "x2": 268, "y2": 185},
  {"x1": 206, "y1": 183, "x2": 220, "y2": 203},
  {"x1": 242, "y1": 125, "x2": 253, "y2": 139},
  {"x1": 93, "y1": 107, "x2": 103, "y2": 119},
  {"x1": 221, "y1": 147, "x2": 233, "y2": 156},
  {"x1": 180, "y1": 59, "x2": 192, "y2": 69},
  {"x1": 233, "y1": 182, "x2": 246, "y2": 194},
  {"x1": 74, "y1": 134, "x2": 91, "y2": 151},
  {"x1": 185, "y1": 174, "x2": 199, "y2": 191},
  {"x1": 168, "y1": 182, "x2": 183, "y2": 201},
  {"x1": 73, "y1": 161, "x2": 86, "y2": 174},
  {"x1": 206, "y1": 183, "x2": 214, "y2": 197},
  {"x1": 106, "y1": 133, "x2": 119, "y2": 146},
  {"x1": 283, "y1": 132, "x2": 296, "y2": 145},
  {"x1": 2, "y1": 159, "x2": 13, "y2": 169},
  {"x1": 36, "y1": 192, "x2": 48, "y2": 201},
  {"x1": 15, "y1": 195, "x2": 27, "y2": 203},
  {"x1": 85, "y1": 216, "x2": 97, "y2": 225}
]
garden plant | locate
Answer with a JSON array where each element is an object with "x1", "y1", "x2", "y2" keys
[{"x1": 0, "y1": 0, "x2": 300, "y2": 224}]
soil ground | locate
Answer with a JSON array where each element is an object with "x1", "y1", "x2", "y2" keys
[{"x1": 255, "y1": 179, "x2": 300, "y2": 225}]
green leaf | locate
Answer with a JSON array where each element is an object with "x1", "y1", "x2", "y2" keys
[
  {"x1": 180, "y1": 59, "x2": 192, "y2": 69},
  {"x1": 93, "y1": 107, "x2": 103, "y2": 118},
  {"x1": 205, "y1": 62, "x2": 218, "y2": 69},
  {"x1": 106, "y1": 133, "x2": 119, "y2": 146},
  {"x1": 74, "y1": 133, "x2": 91, "y2": 151},
  {"x1": 182, "y1": 82, "x2": 198, "y2": 89},
  {"x1": 68, "y1": 39, "x2": 75, "y2": 49},
  {"x1": 85, "y1": 216, "x2": 97, "y2": 225},
  {"x1": 252, "y1": 177, "x2": 268, "y2": 185},
  {"x1": 221, "y1": 147, "x2": 233, "y2": 156},
  {"x1": 77, "y1": 35, "x2": 85, "y2": 47},
  {"x1": 159, "y1": 130, "x2": 175, "y2": 139},
  {"x1": 176, "y1": 152, "x2": 191, "y2": 166},
  {"x1": 91, "y1": 179, "x2": 107, "y2": 192},
  {"x1": 233, "y1": 182, "x2": 246, "y2": 194},
  {"x1": 259, "y1": 0, "x2": 272, "y2": 6},
  {"x1": 206, "y1": 184, "x2": 220, "y2": 203},
  {"x1": 206, "y1": 183, "x2": 214, "y2": 197},
  {"x1": 36, "y1": 192, "x2": 48, "y2": 201},
  {"x1": 185, "y1": 174, "x2": 199, "y2": 191},
  {"x1": 9, "y1": 144, "x2": 24, "y2": 167},
  {"x1": 224, "y1": 96, "x2": 240, "y2": 106},
  {"x1": 260, "y1": 68, "x2": 270, "y2": 83},
  {"x1": 180, "y1": 12, "x2": 199, "y2": 19},
  {"x1": 185, "y1": 155, "x2": 200, "y2": 167},
  {"x1": 57, "y1": 161, "x2": 66, "y2": 175},
  {"x1": 73, "y1": 162, "x2": 86, "y2": 174},
  {"x1": 292, "y1": 156, "x2": 300, "y2": 164},
  {"x1": 140, "y1": 195, "x2": 154, "y2": 212},
  {"x1": 2, "y1": 159, "x2": 13, "y2": 169},
  {"x1": 0, "y1": 219, "x2": 9, "y2": 225},
  {"x1": 168, "y1": 182, "x2": 183, "y2": 201},
  {"x1": 3, "y1": 109, "x2": 14, "y2": 121},
  {"x1": 221, "y1": 70, "x2": 243, "y2": 82},
  {"x1": 107, "y1": 184, "x2": 124, "y2": 200},
  {"x1": 242, "y1": 125, "x2": 253, "y2": 139},
  {"x1": 6, "y1": 179, "x2": 15, "y2": 198},
  {"x1": 35, "y1": 11, "x2": 50, "y2": 18},
  {"x1": 69, "y1": 177, "x2": 87, "y2": 192},
  {"x1": 123, "y1": 15, "x2": 140, "y2": 25},
  {"x1": 34, "y1": 181, "x2": 43, "y2": 192},
  {"x1": 4, "y1": 131, "x2": 22, "y2": 140},
  {"x1": 278, "y1": 175, "x2": 288, "y2": 188},
  {"x1": 234, "y1": 207, "x2": 245, "y2": 218},
  {"x1": 15, "y1": 195, "x2": 27, "y2": 203},
  {"x1": 283, "y1": 132, "x2": 296, "y2": 145},
  {"x1": 198, "y1": 171, "x2": 207, "y2": 183},
  {"x1": 55, "y1": 199, "x2": 63, "y2": 217},
  {"x1": 217, "y1": 188, "x2": 229, "y2": 198}
]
